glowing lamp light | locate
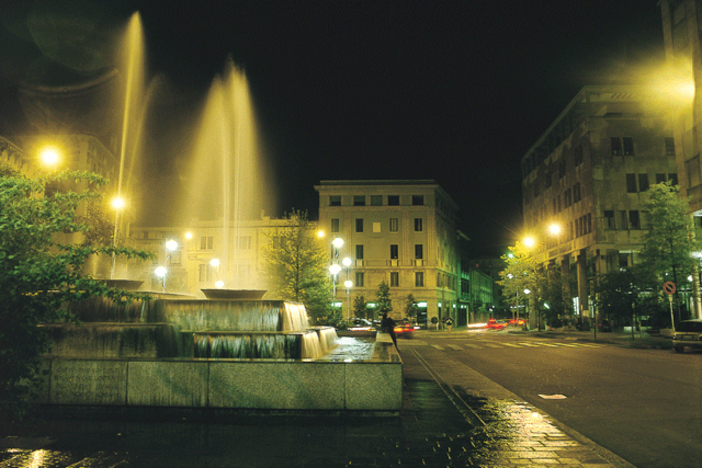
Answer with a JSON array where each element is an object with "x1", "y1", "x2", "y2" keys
[
  {"x1": 342, "y1": 257, "x2": 352, "y2": 267},
  {"x1": 524, "y1": 288, "x2": 531, "y2": 295},
  {"x1": 548, "y1": 224, "x2": 561, "y2": 236},
  {"x1": 215, "y1": 280, "x2": 224, "y2": 288},
  {"x1": 210, "y1": 258, "x2": 220, "y2": 268},
  {"x1": 39, "y1": 145, "x2": 61, "y2": 168},
  {"x1": 329, "y1": 264, "x2": 342, "y2": 275},
  {"x1": 185, "y1": 232, "x2": 193, "y2": 240},
  {"x1": 155, "y1": 266, "x2": 167, "y2": 278},
  {"x1": 332, "y1": 237, "x2": 344, "y2": 249},
  {"x1": 111, "y1": 196, "x2": 126, "y2": 211},
  {"x1": 344, "y1": 280, "x2": 352, "y2": 288},
  {"x1": 166, "y1": 239, "x2": 178, "y2": 252},
  {"x1": 523, "y1": 237, "x2": 536, "y2": 248},
  {"x1": 317, "y1": 230, "x2": 325, "y2": 238}
]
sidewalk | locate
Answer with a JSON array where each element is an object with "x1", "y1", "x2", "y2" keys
[{"x1": 0, "y1": 338, "x2": 636, "y2": 468}]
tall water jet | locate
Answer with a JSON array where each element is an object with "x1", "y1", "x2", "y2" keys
[
  {"x1": 177, "y1": 59, "x2": 277, "y2": 290},
  {"x1": 111, "y1": 12, "x2": 147, "y2": 279}
]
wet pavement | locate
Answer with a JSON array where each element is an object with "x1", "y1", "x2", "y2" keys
[{"x1": 0, "y1": 336, "x2": 635, "y2": 468}]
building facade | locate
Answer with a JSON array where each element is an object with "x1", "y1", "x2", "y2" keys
[
  {"x1": 521, "y1": 85, "x2": 678, "y2": 325},
  {"x1": 129, "y1": 215, "x2": 301, "y2": 297},
  {"x1": 659, "y1": 0, "x2": 702, "y2": 215},
  {"x1": 315, "y1": 180, "x2": 462, "y2": 326}
]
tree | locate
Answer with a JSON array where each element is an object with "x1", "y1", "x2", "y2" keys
[
  {"x1": 0, "y1": 167, "x2": 153, "y2": 419},
  {"x1": 262, "y1": 209, "x2": 333, "y2": 323},
  {"x1": 353, "y1": 294, "x2": 368, "y2": 319},
  {"x1": 403, "y1": 294, "x2": 418, "y2": 321},
  {"x1": 375, "y1": 281, "x2": 392, "y2": 318},
  {"x1": 640, "y1": 182, "x2": 701, "y2": 323},
  {"x1": 498, "y1": 240, "x2": 544, "y2": 328}
]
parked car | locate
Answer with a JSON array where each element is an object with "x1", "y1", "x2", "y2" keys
[
  {"x1": 509, "y1": 318, "x2": 526, "y2": 326},
  {"x1": 598, "y1": 318, "x2": 613, "y2": 332},
  {"x1": 672, "y1": 319, "x2": 702, "y2": 353}
]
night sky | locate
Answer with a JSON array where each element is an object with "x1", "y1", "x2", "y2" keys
[{"x1": 0, "y1": 0, "x2": 665, "y2": 256}]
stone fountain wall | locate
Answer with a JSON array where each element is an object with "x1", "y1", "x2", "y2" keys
[{"x1": 36, "y1": 335, "x2": 402, "y2": 413}]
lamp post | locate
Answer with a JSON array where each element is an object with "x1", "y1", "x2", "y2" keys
[
  {"x1": 329, "y1": 264, "x2": 342, "y2": 297},
  {"x1": 344, "y1": 280, "x2": 352, "y2": 317},
  {"x1": 155, "y1": 266, "x2": 167, "y2": 293}
]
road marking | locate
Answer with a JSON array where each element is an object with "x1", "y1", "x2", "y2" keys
[
  {"x1": 500, "y1": 343, "x2": 522, "y2": 347},
  {"x1": 517, "y1": 342, "x2": 539, "y2": 347},
  {"x1": 447, "y1": 345, "x2": 464, "y2": 351},
  {"x1": 431, "y1": 345, "x2": 445, "y2": 351},
  {"x1": 534, "y1": 342, "x2": 559, "y2": 347}
]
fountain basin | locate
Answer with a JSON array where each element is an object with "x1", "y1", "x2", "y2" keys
[{"x1": 36, "y1": 336, "x2": 402, "y2": 413}]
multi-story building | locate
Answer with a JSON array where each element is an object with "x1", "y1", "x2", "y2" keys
[
  {"x1": 315, "y1": 180, "x2": 462, "y2": 326},
  {"x1": 521, "y1": 85, "x2": 678, "y2": 326},
  {"x1": 129, "y1": 215, "x2": 302, "y2": 296},
  {"x1": 658, "y1": 0, "x2": 702, "y2": 215}
]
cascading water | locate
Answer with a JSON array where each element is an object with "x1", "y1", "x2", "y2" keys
[{"x1": 47, "y1": 296, "x2": 337, "y2": 360}]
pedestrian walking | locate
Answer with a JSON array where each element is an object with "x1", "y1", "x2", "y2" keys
[
  {"x1": 445, "y1": 317, "x2": 453, "y2": 333},
  {"x1": 381, "y1": 312, "x2": 398, "y2": 348}
]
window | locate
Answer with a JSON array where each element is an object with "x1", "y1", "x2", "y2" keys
[
  {"x1": 388, "y1": 195, "x2": 400, "y2": 206},
  {"x1": 169, "y1": 251, "x2": 182, "y2": 264},
  {"x1": 390, "y1": 244, "x2": 399, "y2": 259},
  {"x1": 353, "y1": 195, "x2": 365, "y2": 206},
  {"x1": 389, "y1": 218, "x2": 399, "y2": 232},
  {"x1": 559, "y1": 159, "x2": 566, "y2": 178},
  {"x1": 665, "y1": 137, "x2": 676, "y2": 156},
  {"x1": 656, "y1": 173, "x2": 666, "y2": 184},
  {"x1": 629, "y1": 210, "x2": 641, "y2": 229},
  {"x1": 355, "y1": 218, "x2": 364, "y2": 232},
  {"x1": 329, "y1": 195, "x2": 341, "y2": 206},
  {"x1": 638, "y1": 173, "x2": 649, "y2": 192},
  {"x1": 669, "y1": 173, "x2": 679, "y2": 186},
  {"x1": 200, "y1": 236, "x2": 214, "y2": 250},
  {"x1": 574, "y1": 144, "x2": 583, "y2": 166},
  {"x1": 414, "y1": 218, "x2": 423, "y2": 231},
  {"x1": 626, "y1": 174, "x2": 637, "y2": 193},
  {"x1": 611, "y1": 137, "x2": 622, "y2": 155},
  {"x1": 623, "y1": 137, "x2": 634, "y2": 155},
  {"x1": 564, "y1": 188, "x2": 572, "y2": 207},
  {"x1": 390, "y1": 272, "x2": 399, "y2": 287},
  {"x1": 412, "y1": 195, "x2": 424, "y2": 206},
  {"x1": 604, "y1": 210, "x2": 615, "y2": 229},
  {"x1": 415, "y1": 272, "x2": 424, "y2": 287},
  {"x1": 573, "y1": 183, "x2": 581, "y2": 203},
  {"x1": 355, "y1": 244, "x2": 364, "y2": 260},
  {"x1": 237, "y1": 236, "x2": 251, "y2": 249},
  {"x1": 331, "y1": 218, "x2": 340, "y2": 232},
  {"x1": 371, "y1": 195, "x2": 382, "y2": 206},
  {"x1": 415, "y1": 244, "x2": 423, "y2": 259},
  {"x1": 355, "y1": 272, "x2": 364, "y2": 288},
  {"x1": 619, "y1": 210, "x2": 628, "y2": 230},
  {"x1": 198, "y1": 264, "x2": 214, "y2": 282}
]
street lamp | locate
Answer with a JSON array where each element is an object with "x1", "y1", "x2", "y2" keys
[
  {"x1": 155, "y1": 266, "x2": 167, "y2": 293},
  {"x1": 344, "y1": 280, "x2": 352, "y2": 316},
  {"x1": 329, "y1": 263, "x2": 342, "y2": 297},
  {"x1": 38, "y1": 145, "x2": 62, "y2": 170}
]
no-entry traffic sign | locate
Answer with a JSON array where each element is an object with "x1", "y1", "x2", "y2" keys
[{"x1": 663, "y1": 281, "x2": 676, "y2": 295}]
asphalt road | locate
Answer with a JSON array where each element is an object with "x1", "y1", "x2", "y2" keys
[{"x1": 403, "y1": 330, "x2": 702, "y2": 468}]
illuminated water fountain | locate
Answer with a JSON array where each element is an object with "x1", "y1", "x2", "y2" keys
[{"x1": 36, "y1": 12, "x2": 401, "y2": 414}]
